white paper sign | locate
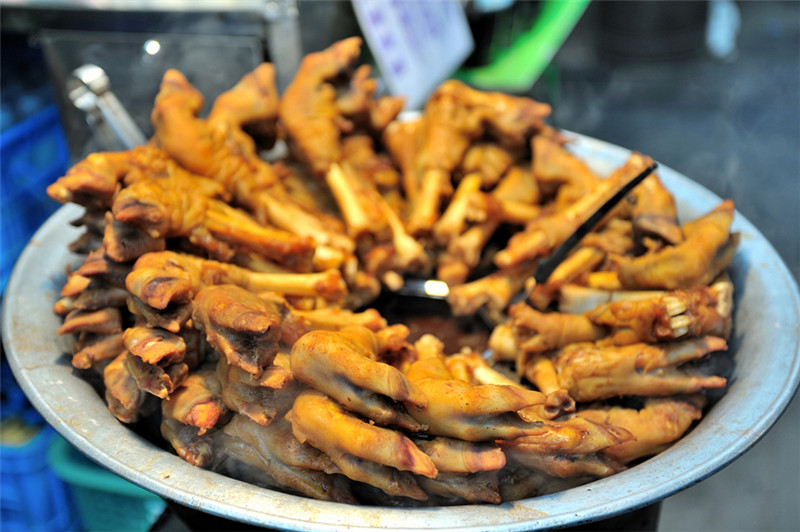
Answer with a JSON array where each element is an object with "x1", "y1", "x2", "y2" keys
[{"x1": 352, "y1": 0, "x2": 474, "y2": 110}]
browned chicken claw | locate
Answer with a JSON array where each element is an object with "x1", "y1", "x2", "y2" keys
[
  {"x1": 415, "y1": 437, "x2": 506, "y2": 474},
  {"x1": 446, "y1": 350, "x2": 574, "y2": 420},
  {"x1": 630, "y1": 170, "x2": 683, "y2": 245},
  {"x1": 215, "y1": 355, "x2": 300, "y2": 427},
  {"x1": 46, "y1": 146, "x2": 172, "y2": 210},
  {"x1": 587, "y1": 282, "x2": 733, "y2": 344},
  {"x1": 552, "y1": 336, "x2": 728, "y2": 401},
  {"x1": 57, "y1": 307, "x2": 122, "y2": 336},
  {"x1": 501, "y1": 416, "x2": 633, "y2": 457},
  {"x1": 531, "y1": 130, "x2": 601, "y2": 203},
  {"x1": 500, "y1": 416, "x2": 632, "y2": 478},
  {"x1": 495, "y1": 154, "x2": 653, "y2": 269},
  {"x1": 220, "y1": 414, "x2": 357, "y2": 503},
  {"x1": 124, "y1": 351, "x2": 191, "y2": 400},
  {"x1": 161, "y1": 368, "x2": 228, "y2": 434},
  {"x1": 290, "y1": 327, "x2": 427, "y2": 431},
  {"x1": 417, "y1": 471, "x2": 503, "y2": 505},
  {"x1": 279, "y1": 36, "x2": 403, "y2": 178},
  {"x1": 207, "y1": 62, "x2": 279, "y2": 138},
  {"x1": 509, "y1": 302, "x2": 607, "y2": 353},
  {"x1": 498, "y1": 466, "x2": 587, "y2": 500},
  {"x1": 192, "y1": 285, "x2": 284, "y2": 375},
  {"x1": 404, "y1": 335, "x2": 547, "y2": 442},
  {"x1": 73, "y1": 247, "x2": 132, "y2": 287},
  {"x1": 123, "y1": 325, "x2": 188, "y2": 366},
  {"x1": 126, "y1": 251, "x2": 347, "y2": 314},
  {"x1": 611, "y1": 200, "x2": 738, "y2": 290},
  {"x1": 160, "y1": 417, "x2": 216, "y2": 467},
  {"x1": 71, "y1": 332, "x2": 126, "y2": 370},
  {"x1": 104, "y1": 351, "x2": 157, "y2": 423},
  {"x1": 507, "y1": 452, "x2": 625, "y2": 478},
  {"x1": 112, "y1": 174, "x2": 315, "y2": 271},
  {"x1": 152, "y1": 68, "x2": 278, "y2": 200},
  {"x1": 578, "y1": 395, "x2": 706, "y2": 464},
  {"x1": 447, "y1": 261, "x2": 536, "y2": 317},
  {"x1": 291, "y1": 389, "x2": 437, "y2": 501}
]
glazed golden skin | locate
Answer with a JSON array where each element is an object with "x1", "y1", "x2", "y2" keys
[
  {"x1": 152, "y1": 66, "x2": 279, "y2": 201},
  {"x1": 578, "y1": 395, "x2": 706, "y2": 464},
  {"x1": 192, "y1": 285, "x2": 284, "y2": 375},
  {"x1": 291, "y1": 389, "x2": 437, "y2": 501},
  {"x1": 125, "y1": 250, "x2": 346, "y2": 317},
  {"x1": 611, "y1": 200, "x2": 738, "y2": 290},
  {"x1": 403, "y1": 335, "x2": 547, "y2": 442},
  {"x1": 290, "y1": 326, "x2": 427, "y2": 431},
  {"x1": 46, "y1": 37, "x2": 742, "y2": 507},
  {"x1": 279, "y1": 36, "x2": 403, "y2": 178},
  {"x1": 552, "y1": 336, "x2": 728, "y2": 401}
]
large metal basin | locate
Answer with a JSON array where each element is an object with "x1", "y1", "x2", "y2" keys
[{"x1": 4, "y1": 132, "x2": 799, "y2": 531}]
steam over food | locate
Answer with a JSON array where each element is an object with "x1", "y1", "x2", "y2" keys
[{"x1": 47, "y1": 37, "x2": 737, "y2": 505}]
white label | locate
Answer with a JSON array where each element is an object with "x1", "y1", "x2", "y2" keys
[{"x1": 352, "y1": 0, "x2": 474, "y2": 110}]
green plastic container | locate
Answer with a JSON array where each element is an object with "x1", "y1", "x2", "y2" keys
[
  {"x1": 47, "y1": 436, "x2": 166, "y2": 532},
  {"x1": 456, "y1": 0, "x2": 590, "y2": 91}
]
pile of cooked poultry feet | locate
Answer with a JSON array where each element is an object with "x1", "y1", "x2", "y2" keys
[{"x1": 47, "y1": 37, "x2": 739, "y2": 505}]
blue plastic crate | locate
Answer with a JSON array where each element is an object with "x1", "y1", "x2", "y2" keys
[
  {"x1": 47, "y1": 436, "x2": 166, "y2": 532},
  {"x1": 1, "y1": 104, "x2": 70, "y2": 296},
  {"x1": 0, "y1": 426, "x2": 79, "y2": 532},
  {"x1": 1, "y1": 357, "x2": 80, "y2": 531}
]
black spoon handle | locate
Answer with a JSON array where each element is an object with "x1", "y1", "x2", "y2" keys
[{"x1": 533, "y1": 162, "x2": 659, "y2": 284}]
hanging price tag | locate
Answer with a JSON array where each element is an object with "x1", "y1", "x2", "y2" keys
[{"x1": 352, "y1": 0, "x2": 474, "y2": 110}]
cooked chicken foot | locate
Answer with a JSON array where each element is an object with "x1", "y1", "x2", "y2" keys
[
  {"x1": 220, "y1": 414, "x2": 356, "y2": 503},
  {"x1": 495, "y1": 155, "x2": 653, "y2": 269},
  {"x1": 215, "y1": 355, "x2": 300, "y2": 427},
  {"x1": 610, "y1": 200, "x2": 738, "y2": 290},
  {"x1": 587, "y1": 281, "x2": 733, "y2": 344},
  {"x1": 113, "y1": 178, "x2": 315, "y2": 271},
  {"x1": 552, "y1": 336, "x2": 728, "y2": 401},
  {"x1": 192, "y1": 285, "x2": 284, "y2": 375},
  {"x1": 578, "y1": 395, "x2": 706, "y2": 464},
  {"x1": 404, "y1": 335, "x2": 547, "y2": 442},
  {"x1": 161, "y1": 367, "x2": 228, "y2": 434},
  {"x1": 291, "y1": 389, "x2": 436, "y2": 501},
  {"x1": 290, "y1": 327, "x2": 428, "y2": 431},
  {"x1": 160, "y1": 417, "x2": 216, "y2": 467},
  {"x1": 126, "y1": 251, "x2": 347, "y2": 317},
  {"x1": 509, "y1": 302, "x2": 607, "y2": 353},
  {"x1": 104, "y1": 352, "x2": 157, "y2": 423},
  {"x1": 47, "y1": 145, "x2": 172, "y2": 210}
]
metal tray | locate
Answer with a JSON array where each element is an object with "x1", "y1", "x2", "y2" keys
[{"x1": 4, "y1": 132, "x2": 799, "y2": 531}]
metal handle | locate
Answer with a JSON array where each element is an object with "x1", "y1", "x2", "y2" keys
[{"x1": 67, "y1": 64, "x2": 147, "y2": 150}]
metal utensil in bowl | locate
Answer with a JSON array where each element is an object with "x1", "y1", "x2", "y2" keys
[{"x1": 67, "y1": 64, "x2": 147, "y2": 151}]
